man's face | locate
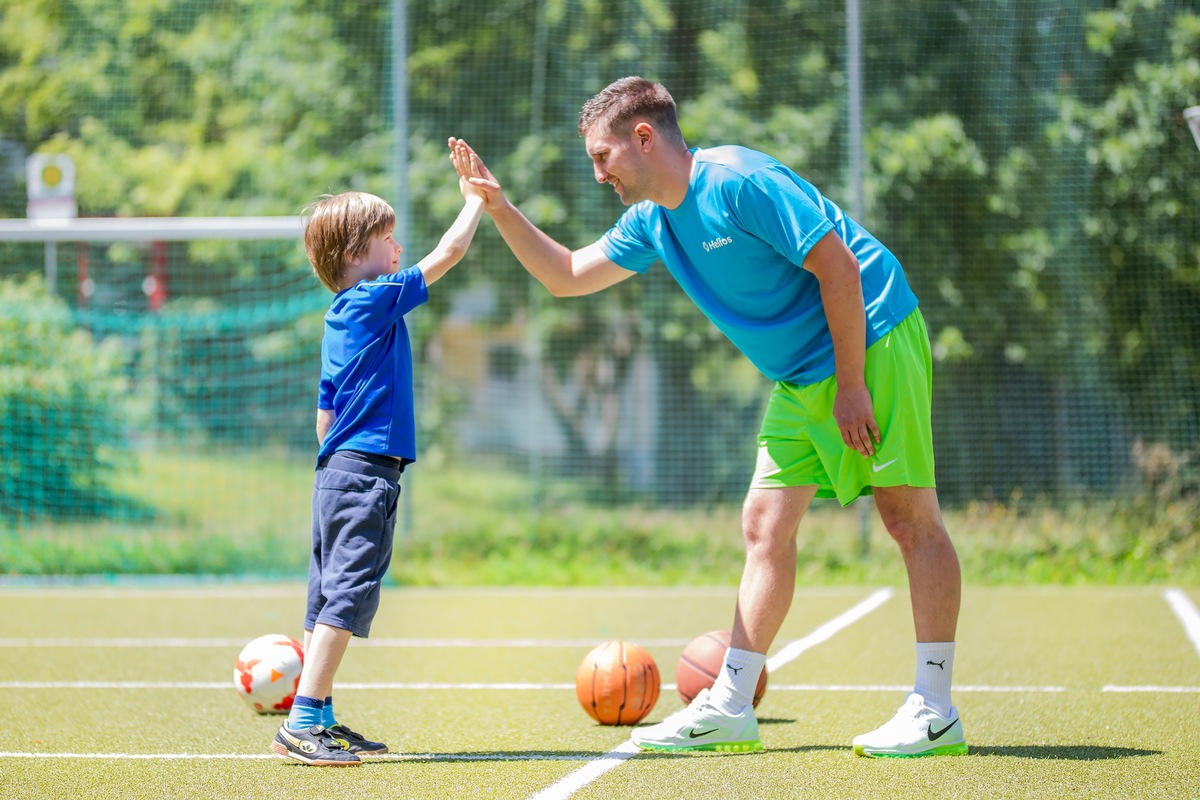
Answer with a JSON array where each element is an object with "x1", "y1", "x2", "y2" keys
[{"x1": 584, "y1": 124, "x2": 649, "y2": 206}]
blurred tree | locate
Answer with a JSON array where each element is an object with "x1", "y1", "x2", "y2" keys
[
  {"x1": 0, "y1": 275, "x2": 140, "y2": 522},
  {"x1": 0, "y1": 0, "x2": 1195, "y2": 504}
]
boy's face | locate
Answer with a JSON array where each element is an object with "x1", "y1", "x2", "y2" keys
[{"x1": 350, "y1": 229, "x2": 403, "y2": 282}]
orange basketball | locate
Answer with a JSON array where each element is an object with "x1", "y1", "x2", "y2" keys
[
  {"x1": 676, "y1": 629, "x2": 767, "y2": 708},
  {"x1": 575, "y1": 640, "x2": 661, "y2": 725}
]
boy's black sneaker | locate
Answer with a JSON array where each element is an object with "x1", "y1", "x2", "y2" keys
[
  {"x1": 329, "y1": 723, "x2": 389, "y2": 756},
  {"x1": 271, "y1": 724, "x2": 361, "y2": 766}
]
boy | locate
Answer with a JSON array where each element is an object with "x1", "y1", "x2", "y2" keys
[{"x1": 271, "y1": 142, "x2": 485, "y2": 766}]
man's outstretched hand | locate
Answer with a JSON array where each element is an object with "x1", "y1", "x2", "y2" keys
[{"x1": 448, "y1": 138, "x2": 505, "y2": 213}]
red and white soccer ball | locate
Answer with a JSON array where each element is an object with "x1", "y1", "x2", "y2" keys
[{"x1": 233, "y1": 634, "x2": 304, "y2": 714}]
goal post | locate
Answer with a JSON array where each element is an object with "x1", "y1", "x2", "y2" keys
[
  {"x1": 0, "y1": 215, "x2": 328, "y2": 539},
  {"x1": 0, "y1": 216, "x2": 304, "y2": 242}
]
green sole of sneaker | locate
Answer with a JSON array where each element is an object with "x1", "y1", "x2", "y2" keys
[
  {"x1": 635, "y1": 740, "x2": 764, "y2": 754},
  {"x1": 853, "y1": 742, "x2": 969, "y2": 758}
]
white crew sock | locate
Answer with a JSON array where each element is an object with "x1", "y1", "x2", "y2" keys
[
  {"x1": 914, "y1": 641, "x2": 956, "y2": 717},
  {"x1": 708, "y1": 647, "x2": 766, "y2": 714}
]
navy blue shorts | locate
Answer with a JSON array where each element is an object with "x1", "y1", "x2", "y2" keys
[{"x1": 305, "y1": 451, "x2": 404, "y2": 638}]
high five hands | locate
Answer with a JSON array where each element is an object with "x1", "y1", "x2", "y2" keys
[{"x1": 448, "y1": 138, "x2": 504, "y2": 211}]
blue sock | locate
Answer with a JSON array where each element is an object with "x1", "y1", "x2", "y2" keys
[
  {"x1": 322, "y1": 696, "x2": 336, "y2": 728},
  {"x1": 286, "y1": 695, "x2": 325, "y2": 731}
]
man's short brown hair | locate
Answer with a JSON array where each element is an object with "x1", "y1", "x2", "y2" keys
[
  {"x1": 578, "y1": 76, "x2": 685, "y2": 147},
  {"x1": 302, "y1": 192, "x2": 395, "y2": 292}
]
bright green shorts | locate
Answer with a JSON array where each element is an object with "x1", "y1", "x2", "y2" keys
[{"x1": 751, "y1": 309, "x2": 935, "y2": 506}]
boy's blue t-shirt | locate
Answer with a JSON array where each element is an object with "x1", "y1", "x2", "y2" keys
[
  {"x1": 599, "y1": 145, "x2": 919, "y2": 385},
  {"x1": 316, "y1": 267, "x2": 429, "y2": 465}
]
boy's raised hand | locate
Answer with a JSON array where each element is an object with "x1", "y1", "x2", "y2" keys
[{"x1": 448, "y1": 138, "x2": 504, "y2": 212}]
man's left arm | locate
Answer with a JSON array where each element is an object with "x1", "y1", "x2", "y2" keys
[{"x1": 803, "y1": 231, "x2": 879, "y2": 458}]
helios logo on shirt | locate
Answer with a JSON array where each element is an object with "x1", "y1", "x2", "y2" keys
[{"x1": 702, "y1": 235, "x2": 734, "y2": 253}]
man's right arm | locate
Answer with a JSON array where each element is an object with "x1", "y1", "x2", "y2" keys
[
  {"x1": 449, "y1": 137, "x2": 634, "y2": 297},
  {"x1": 488, "y1": 203, "x2": 633, "y2": 297}
]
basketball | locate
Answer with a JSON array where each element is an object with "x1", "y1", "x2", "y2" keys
[
  {"x1": 676, "y1": 629, "x2": 767, "y2": 707},
  {"x1": 575, "y1": 640, "x2": 661, "y2": 725}
]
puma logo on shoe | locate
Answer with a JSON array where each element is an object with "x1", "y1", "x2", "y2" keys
[
  {"x1": 926, "y1": 659, "x2": 945, "y2": 669},
  {"x1": 927, "y1": 720, "x2": 958, "y2": 741}
]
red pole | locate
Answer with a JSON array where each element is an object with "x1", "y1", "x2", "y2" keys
[{"x1": 148, "y1": 240, "x2": 169, "y2": 311}]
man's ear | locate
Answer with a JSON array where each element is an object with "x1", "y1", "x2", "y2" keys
[{"x1": 634, "y1": 121, "x2": 653, "y2": 150}]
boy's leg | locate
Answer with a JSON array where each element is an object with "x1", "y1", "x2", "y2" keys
[
  {"x1": 288, "y1": 623, "x2": 388, "y2": 756},
  {"x1": 275, "y1": 451, "x2": 401, "y2": 765},
  {"x1": 270, "y1": 476, "x2": 359, "y2": 765},
  {"x1": 272, "y1": 623, "x2": 363, "y2": 765},
  {"x1": 294, "y1": 623, "x2": 353, "y2": 710},
  {"x1": 307, "y1": 452, "x2": 402, "y2": 755}
]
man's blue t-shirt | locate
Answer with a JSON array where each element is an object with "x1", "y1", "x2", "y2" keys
[
  {"x1": 316, "y1": 267, "x2": 429, "y2": 465},
  {"x1": 599, "y1": 146, "x2": 919, "y2": 385}
]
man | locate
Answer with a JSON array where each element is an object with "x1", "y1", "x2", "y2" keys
[{"x1": 450, "y1": 76, "x2": 966, "y2": 758}]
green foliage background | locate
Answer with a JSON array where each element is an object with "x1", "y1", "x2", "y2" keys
[
  {"x1": 0, "y1": 0, "x2": 1196, "y2": 577},
  {"x1": 0, "y1": 275, "x2": 139, "y2": 522}
]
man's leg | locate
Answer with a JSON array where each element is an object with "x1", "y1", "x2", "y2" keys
[
  {"x1": 631, "y1": 485, "x2": 814, "y2": 753},
  {"x1": 730, "y1": 485, "x2": 818, "y2": 653},
  {"x1": 714, "y1": 485, "x2": 817, "y2": 711},
  {"x1": 872, "y1": 485, "x2": 959, "y2": 643},
  {"x1": 852, "y1": 484, "x2": 967, "y2": 758}
]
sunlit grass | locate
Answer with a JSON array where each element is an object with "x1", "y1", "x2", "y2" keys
[{"x1": 3, "y1": 450, "x2": 1197, "y2": 586}]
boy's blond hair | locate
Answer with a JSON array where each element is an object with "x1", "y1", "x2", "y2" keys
[{"x1": 303, "y1": 192, "x2": 396, "y2": 292}]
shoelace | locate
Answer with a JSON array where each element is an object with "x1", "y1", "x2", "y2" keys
[{"x1": 662, "y1": 700, "x2": 716, "y2": 728}]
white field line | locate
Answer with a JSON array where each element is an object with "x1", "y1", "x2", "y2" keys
[
  {"x1": 526, "y1": 741, "x2": 642, "y2": 800},
  {"x1": 770, "y1": 684, "x2": 1070, "y2": 693},
  {"x1": 1163, "y1": 587, "x2": 1200, "y2": 660},
  {"x1": 0, "y1": 637, "x2": 695, "y2": 648},
  {"x1": 4, "y1": 681, "x2": 1132, "y2": 695},
  {"x1": 526, "y1": 589, "x2": 895, "y2": 800},
  {"x1": 0, "y1": 751, "x2": 596, "y2": 762},
  {"x1": 765, "y1": 588, "x2": 893, "y2": 673},
  {"x1": 10, "y1": 681, "x2": 1190, "y2": 692},
  {"x1": 0, "y1": 681, "x2": 576, "y2": 690},
  {"x1": 1101, "y1": 685, "x2": 1200, "y2": 693},
  {"x1": 0, "y1": 586, "x2": 867, "y2": 599}
]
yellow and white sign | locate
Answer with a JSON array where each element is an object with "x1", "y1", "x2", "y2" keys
[{"x1": 26, "y1": 153, "x2": 77, "y2": 219}]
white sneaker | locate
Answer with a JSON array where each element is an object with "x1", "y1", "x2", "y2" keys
[
  {"x1": 630, "y1": 689, "x2": 762, "y2": 753},
  {"x1": 852, "y1": 692, "x2": 968, "y2": 757}
]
